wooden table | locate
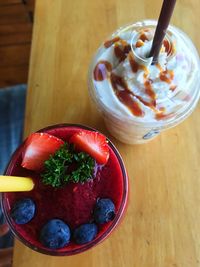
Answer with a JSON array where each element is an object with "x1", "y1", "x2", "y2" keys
[{"x1": 13, "y1": 1, "x2": 200, "y2": 266}]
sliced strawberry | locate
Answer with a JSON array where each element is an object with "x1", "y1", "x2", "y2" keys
[
  {"x1": 21, "y1": 133, "x2": 64, "y2": 171},
  {"x1": 70, "y1": 130, "x2": 109, "y2": 165}
]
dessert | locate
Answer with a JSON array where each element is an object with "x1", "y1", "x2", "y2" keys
[
  {"x1": 73, "y1": 223, "x2": 98, "y2": 245},
  {"x1": 2, "y1": 124, "x2": 128, "y2": 256},
  {"x1": 11, "y1": 198, "x2": 35, "y2": 225},
  {"x1": 94, "y1": 198, "x2": 115, "y2": 224},
  {"x1": 88, "y1": 20, "x2": 200, "y2": 144}
]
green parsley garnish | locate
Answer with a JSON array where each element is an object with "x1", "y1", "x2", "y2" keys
[{"x1": 41, "y1": 143, "x2": 95, "y2": 188}]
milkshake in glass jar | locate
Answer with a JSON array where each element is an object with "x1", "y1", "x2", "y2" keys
[{"x1": 88, "y1": 20, "x2": 200, "y2": 144}]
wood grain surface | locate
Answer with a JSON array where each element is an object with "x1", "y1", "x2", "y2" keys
[
  {"x1": 13, "y1": 0, "x2": 200, "y2": 266},
  {"x1": 0, "y1": 2, "x2": 33, "y2": 88}
]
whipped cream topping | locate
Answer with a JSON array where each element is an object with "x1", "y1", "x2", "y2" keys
[{"x1": 92, "y1": 23, "x2": 199, "y2": 122}]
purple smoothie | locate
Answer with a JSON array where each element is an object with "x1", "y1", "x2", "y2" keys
[{"x1": 2, "y1": 124, "x2": 128, "y2": 255}]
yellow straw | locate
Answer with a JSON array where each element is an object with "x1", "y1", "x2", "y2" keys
[{"x1": 0, "y1": 176, "x2": 34, "y2": 192}]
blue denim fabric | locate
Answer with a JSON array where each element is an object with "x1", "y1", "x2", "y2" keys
[
  {"x1": 0, "y1": 85, "x2": 27, "y2": 249},
  {"x1": 0, "y1": 85, "x2": 27, "y2": 174}
]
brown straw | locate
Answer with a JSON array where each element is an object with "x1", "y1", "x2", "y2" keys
[{"x1": 149, "y1": 0, "x2": 176, "y2": 64}]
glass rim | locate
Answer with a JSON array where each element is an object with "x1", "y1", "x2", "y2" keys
[
  {"x1": 1, "y1": 123, "x2": 129, "y2": 256},
  {"x1": 88, "y1": 20, "x2": 200, "y2": 129}
]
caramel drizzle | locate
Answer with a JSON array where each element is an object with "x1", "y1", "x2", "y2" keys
[
  {"x1": 114, "y1": 42, "x2": 131, "y2": 63},
  {"x1": 95, "y1": 31, "x2": 177, "y2": 121},
  {"x1": 157, "y1": 66, "x2": 175, "y2": 91},
  {"x1": 93, "y1": 61, "x2": 112, "y2": 81},
  {"x1": 160, "y1": 70, "x2": 174, "y2": 84},
  {"x1": 134, "y1": 32, "x2": 148, "y2": 48},
  {"x1": 110, "y1": 72, "x2": 160, "y2": 116},
  {"x1": 163, "y1": 39, "x2": 175, "y2": 56},
  {"x1": 128, "y1": 53, "x2": 176, "y2": 118},
  {"x1": 128, "y1": 53, "x2": 148, "y2": 73},
  {"x1": 104, "y1": 37, "x2": 121, "y2": 48},
  {"x1": 170, "y1": 85, "x2": 177, "y2": 91},
  {"x1": 135, "y1": 40, "x2": 144, "y2": 48},
  {"x1": 155, "y1": 63, "x2": 163, "y2": 72},
  {"x1": 144, "y1": 80, "x2": 156, "y2": 106},
  {"x1": 104, "y1": 36, "x2": 131, "y2": 63},
  {"x1": 155, "y1": 112, "x2": 173, "y2": 120},
  {"x1": 110, "y1": 73, "x2": 144, "y2": 117},
  {"x1": 128, "y1": 53, "x2": 156, "y2": 108},
  {"x1": 139, "y1": 33, "x2": 148, "y2": 42}
]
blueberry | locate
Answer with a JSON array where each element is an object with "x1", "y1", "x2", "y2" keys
[
  {"x1": 40, "y1": 219, "x2": 71, "y2": 249},
  {"x1": 94, "y1": 198, "x2": 115, "y2": 224},
  {"x1": 73, "y1": 223, "x2": 98, "y2": 244},
  {"x1": 11, "y1": 198, "x2": 35, "y2": 224}
]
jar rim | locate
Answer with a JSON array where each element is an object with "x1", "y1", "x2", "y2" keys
[
  {"x1": 88, "y1": 20, "x2": 200, "y2": 129},
  {"x1": 1, "y1": 123, "x2": 129, "y2": 256}
]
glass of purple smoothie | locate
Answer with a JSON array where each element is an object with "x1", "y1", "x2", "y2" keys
[{"x1": 1, "y1": 124, "x2": 128, "y2": 256}]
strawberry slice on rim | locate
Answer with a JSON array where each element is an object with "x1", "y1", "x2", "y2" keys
[
  {"x1": 21, "y1": 133, "x2": 64, "y2": 171},
  {"x1": 69, "y1": 130, "x2": 109, "y2": 165}
]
